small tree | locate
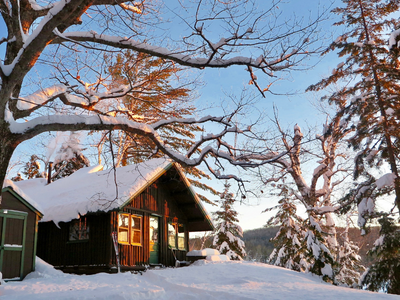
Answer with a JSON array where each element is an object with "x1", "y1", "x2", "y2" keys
[
  {"x1": 213, "y1": 182, "x2": 246, "y2": 260},
  {"x1": 336, "y1": 214, "x2": 365, "y2": 287},
  {"x1": 51, "y1": 132, "x2": 90, "y2": 181},
  {"x1": 361, "y1": 216, "x2": 400, "y2": 294},
  {"x1": 266, "y1": 185, "x2": 306, "y2": 272},
  {"x1": 22, "y1": 155, "x2": 43, "y2": 179}
]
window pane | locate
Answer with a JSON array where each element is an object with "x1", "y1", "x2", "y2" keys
[
  {"x1": 132, "y1": 230, "x2": 141, "y2": 244},
  {"x1": 118, "y1": 228, "x2": 129, "y2": 243},
  {"x1": 168, "y1": 223, "x2": 176, "y2": 248},
  {"x1": 131, "y1": 216, "x2": 141, "y2": 230},
  {"x1": 118, "y1": 214, "x2": 129, "y2": 243},
  {"x1": 178, "y1": 224, "x2": 185, "y2": 250},
  {"x1": 119, "y1": 214, "x2": 129, "y2": 228},
  {"x1": 131, "y1": 215, "x2": 141, "y2": 245},
  {"x1": 69, "y1": 218, "x2": 89, "y2": 241},
  {"x1": 150, "y1": 217, "x2": 158, "y2": 243}
]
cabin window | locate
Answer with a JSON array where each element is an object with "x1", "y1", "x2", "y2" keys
[
  {"x1": 69, "y1": 217, "x2": 89, "y2": 241},
  {"x1": 118, "y1": 214, "x2": 130, "y2": 244},
  {"x1": 168, "y1": 223, "x2": 176, "y2": 248},
  {"x1": 118, "y1": 213, "x2": 142, "y2": 246},
  {"x1": 168, "y1": 223, "x2": 186, "y2": 250},
  {"x1": 131, "y1": 215, "x2": 142, "y2": 245},
  {"x1": 178, "y1": 224, "x2": 186, "y2": 250}
]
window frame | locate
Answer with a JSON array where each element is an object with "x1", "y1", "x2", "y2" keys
[
  {"x1": 168, "y1": 223, "x2": 177, "y2": 249},
  {"x1": 117, "y1": 213, "x2": 142, "y2": 246},
  {"x1": 177, "y1": 224, "x2": 186, "y2": 251},
  {"x1": 168, "y1": 222, "x2": 186, "y2": 251},
  {"x1": 130, "y1": 214, "x2": 142, "y2": 246},
  {"x1": 69, "y1": 216, "x2": 89, "y2": 242}
]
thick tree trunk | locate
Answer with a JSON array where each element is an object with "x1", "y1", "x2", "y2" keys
[{"x1": 0, "y1": 125, "x2": 20, "y2": 188}]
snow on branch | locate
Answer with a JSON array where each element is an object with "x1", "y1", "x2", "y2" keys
[
  {"x1": 5, "y1": 110, "x2": 267, "y2": 173},
  {"x1": 54, "y1": 31, "x2": 301, "y2": 72}
]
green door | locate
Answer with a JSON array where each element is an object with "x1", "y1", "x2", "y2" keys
[
  {"x1": 149, "y1": 216, "x2": 159, "y2": 264},
  {"x1": 0, "y1": 209, "x2": 27, "y2": 280}
]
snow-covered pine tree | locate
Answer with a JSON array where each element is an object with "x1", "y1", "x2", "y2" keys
[
  {"x1": 361, "y1": 216, "x2": 400, "y2": 294},
  {"x1": 336, "y1": 214, "x2": 365, "y2": 287},
  {"x1": 51, "y1": 132, "x2": 90, "y2": 181},
  {"x1": 266, "y1": 185, "x2": 306, "y2": 272},
  {"x1": 213, "y1": 182, "x2": 246, "y2": 260},
  {"x1": 303, "y1": 214, "x2": 336, "y2": 283},
  {"x1": 249, "y1": 117, "x2": 351, "y2": 282},
  {"x1": 307, "y1": 0, "x2": 400, "y2": 221},
  {"x1": 22, "y1": 155, "x2": 43, "y2": 179},
  {"x1": 307, "y1": 0, "x2": 400, "y2": 292}
]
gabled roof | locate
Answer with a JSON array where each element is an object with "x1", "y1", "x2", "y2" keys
[
  {"x1": 10, "y1": 158, "x2": 213, "y2": 231},
  {"x1": 2, "y1": 180, "x2": 44, "y2": 217}
]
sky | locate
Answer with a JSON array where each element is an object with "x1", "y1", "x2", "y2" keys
[
  {"x1": 1, "y1": 256, "x2": 398, "y2": 299},
  {"x1": 0, "y1": 0, "x2": 349, "y2": 231}
]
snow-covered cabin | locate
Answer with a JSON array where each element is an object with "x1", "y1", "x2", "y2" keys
[
  {"x1": 12, "y1": 158, "x2": 214, "y2": 274},
  {"x1": 0, "y1": 182, "x2": 43, "y2": 280}
]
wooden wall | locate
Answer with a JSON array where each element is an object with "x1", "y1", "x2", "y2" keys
[
  {"x1": 37, "y1": 169, "x2": 193, "y2": 273},
  {"x1": 0, "y1": 190, "x2": 39, "y2": 279},
  {"x1": 113, "y1": 179, "x2": 190, "y2": 268},
  {"x1": 37, "y1": 213, "x2": 111, "y2": 273}
]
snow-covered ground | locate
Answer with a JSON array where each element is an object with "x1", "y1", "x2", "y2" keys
[{"x1": 0, "y1": 258, "x2": 398, "y2": 299}]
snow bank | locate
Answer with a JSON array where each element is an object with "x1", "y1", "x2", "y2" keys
[
  {"x1": 206, "y1": 255, "x2": 230, "y2": 261},
  {"x1": 187, "y1": 248, "x2": 220, "y2": 257},
  {"x1": 1, "y1": 259, "x2": 397, "y2": 299},
  {"x1": 25, "y1": 257, "x2": 67, "y2": 280}
]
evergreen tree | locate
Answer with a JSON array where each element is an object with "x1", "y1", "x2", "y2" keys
[
  {"x1": 361, "y1": 216, "x2": 400, "y2": 294},
  {"x1": 336, "y1": 214, "x2": 365, "y2": 287},
  {"x1": 10, "y1": 173, "x2": 23, "y2": 182},
  {"x1": 51, "y1": 132, "x2": 90, "y2": 181},
  {"x1": 303, "y1": 215, "x2": 336, "y2": 283},
  {"x1": 213, "y1": 182, "x2": 246, "y2": 260},
  {"x1": 22, "y1": 155, "x2": 43, "y2": 179},
  {"x1": 266, "y1": 185, "x2": 306, "y2": 272},
  {"x1": 307, "y1": 0, "x2": 400, "y2": 216},
  {"x1": 307, "y1": 0, "x2": 400, "y2": 292},
  {"x1": 96, "y1": 51, "x2": 219, "y2": 204}
]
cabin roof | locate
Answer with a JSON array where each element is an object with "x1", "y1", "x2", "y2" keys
[
  {"x1": 2, "y1": 180, "x2": 44, "y2": 216},
  {"x1": 10, "y1": 158, "x2": 213, "y2": 231}
]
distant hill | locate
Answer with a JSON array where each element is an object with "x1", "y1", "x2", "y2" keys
[{"x1": 242, "y1": 227, "x2": 278, "y2": 263}]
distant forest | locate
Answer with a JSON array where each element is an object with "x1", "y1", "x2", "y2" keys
[{"x1": 190, "y1": 226, "x2": 380, "y2": 267}]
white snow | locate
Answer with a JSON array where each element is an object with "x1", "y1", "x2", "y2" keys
[
  {"x1": 2, "y1": 179, "x2": 44, "y2": 214},
  {"x1": 187, "y1": 248, "x2": 220, "y2": 257},
  {"x1": 389, "y1": 29, "x2": 400, "y2": 48},
  {"x1": 10, "y1": 158, "x2": 174, "y2": 224},
  {"x1": 206, "y1": 255, "x2": 230, "y2": 261},
  {"x1": 1, "y1": 257, "x2": 397, "y2": 299},
  {"x1": 17, "y1": 85, "x2": 68, "y2": 110},
  {"x1": 375, "y1": 173, "x2": 396, "y2": 189}
]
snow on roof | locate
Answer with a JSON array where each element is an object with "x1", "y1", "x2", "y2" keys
[
  {"x1": 12, "y1": 158, "x2": 173, "y2": 224},
  {"x1": 3, "y1": 179, "x2": 44, "y2": 215}
]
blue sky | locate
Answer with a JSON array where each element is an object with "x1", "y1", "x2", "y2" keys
[{"x1": 0, "y1": 0, "x2": 344, "y2": 231}]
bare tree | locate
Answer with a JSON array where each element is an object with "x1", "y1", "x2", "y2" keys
[
  {"x1": 248, "y1": 110, "x2": 353, "y2": 280},
  {"x1": 0, "y1": 0, "x2": 324, "y2": 188}
]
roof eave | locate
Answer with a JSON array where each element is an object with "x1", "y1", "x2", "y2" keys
[{"x1": 1, "y1": 186, "x2": 44, "y2": 218}]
